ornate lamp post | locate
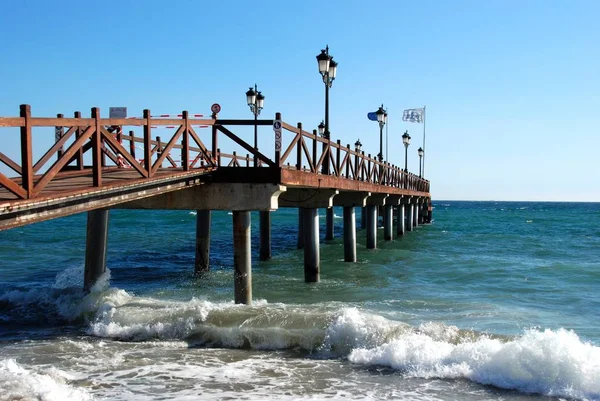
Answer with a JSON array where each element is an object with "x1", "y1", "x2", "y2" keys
[
  {"x1": 246, "y1": 84, "x2": 265, "y2": 167},
  {"x1": 316, "y1": 46, "x2": 337, "y2": 174},
  {"x1": 418, "y1": 147, "x2": 424, "y2": 178},
  {"x1": 316, "y1": 46, "x2": 337, "y2": 241},
  {"x1": 402, "y1": 130, "x2": 411, "y2": 172},
  {"x1": 318, "y1": 120, "x2": 325, "y2": 137},
  {"x1": 375, "y1": 104, "x2": 387, "y2": 162}
]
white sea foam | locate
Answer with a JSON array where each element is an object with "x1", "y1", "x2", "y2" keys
[
  {"x1": 348, "y1": 326, "x2": 600, "y2": 400},
  {"x1": 0, "y1": 359, "x2": 93, "y2": 401}
]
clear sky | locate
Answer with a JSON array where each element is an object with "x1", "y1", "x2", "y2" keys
[{"x1": 1, "y1": 0, "x2": 598, "y2": 201}]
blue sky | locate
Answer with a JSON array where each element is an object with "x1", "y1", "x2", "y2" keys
[{"x1": 1, "y1": 0, "x2": 598, "y2": 201}]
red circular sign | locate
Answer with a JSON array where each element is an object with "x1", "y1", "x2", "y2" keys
[{"x1": 211, "y1": 103, "x2": 221, "y2": 114}]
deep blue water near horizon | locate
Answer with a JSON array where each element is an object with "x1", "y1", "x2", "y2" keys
[{"x1": 1, "y1": 201, "x2": 600, "y2": 400}]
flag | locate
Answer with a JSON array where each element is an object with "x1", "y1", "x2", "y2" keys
[
  {"x1": 367, "y1": 112, "x2": 378, "y2": 121},
  {"x1": 402, "y1": 108, "x2": 424, "y2": 123}
]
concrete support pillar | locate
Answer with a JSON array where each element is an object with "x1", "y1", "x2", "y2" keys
[
  {"x1": 414, "y1": 202, "x2": 419, "y2": 228},
  {"x1": 194, "y1": 210, "x2": 211, "y2": 274},
  {"x1": 84, "y1": 209, "x2": 109, "y2": 292},
  {"x1": 326, "y1": 208, "x2": 334, "y2": 240},
  {"x1": 297, "y1": 208, "x2": 304, "y2": 249},
  {"x1": 259, "y1": 211, "x2": 271, "y2": 261},
  {"x1": 343, "y1": 206, "x2": 356, "y2": 262},
  {"x1": 366, "y1": 205, "x2": 377, "y2": 249},
  {"x1": 407, "y1": 204, "x2": 414, "y2": 232},
  {"x1": 383, "y1": 204, "x2": 393, "y2": 241},
  {"x1": 361, "y1": 207, "x2": 367, "y2": 230},
  {"x1": 302, "y1": 208, "x2": 320, "y2": 282},
  {"x1": 233, "y1": 211, "x2": 252, "y2": 305},
  {"x1": 397, "y1": 205, "x2": 405, "y2": 237}
]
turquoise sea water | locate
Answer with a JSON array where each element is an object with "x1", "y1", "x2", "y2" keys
[{"x1": 1, "y1": 201, "x2": 600, "y2": 400}]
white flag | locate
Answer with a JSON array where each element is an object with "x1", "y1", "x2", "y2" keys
[{"x1": 402, "y1": 108, "x2": 424, "y2": 123}]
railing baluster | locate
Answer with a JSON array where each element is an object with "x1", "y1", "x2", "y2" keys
[
  {"x1": 296, "y1": 123, "x2": 302, "y2": 171},
  {"x1": 312, "y1": 129, "x2": 317, "y2": 173},
  {"x1": 91, "y1": 107, "x2": 102, "y2": 187},
  {"x1": 182, "y1": 111, "x2": 189, "y2": 171},
  {"x1": 19, "y1": 104, "x2": 33, "y2": 198}
]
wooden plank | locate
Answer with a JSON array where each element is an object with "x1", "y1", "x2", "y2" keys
[
  {"x1": 0, "y1": 117, "x2": 24, "y2": 127},
  {"x1": 301, "y1": 136, "x2": 314, "y2": 173},
  {"x1": 187, "y1": 126, "x2": 215, "y2": 167},
  {"x1": 216, "y1": 125, "x2": 275, "y2": 167},
  {"x1": 0, "y1": 171, "x2": 26, "y2": 199},
  {"x1": 33, "y1": 126, "x2": 77, "y2": 173},
  {"x1": 100, "y1": 127, "x2": 148, "y2": 177},
  {"x1": 30, "y1": 117, "x2": 95, "y2": 126},
  {"x1": 31, "y1": 126, "x2": 95, "y2": 197},
  {"x1": 215, "y1": 119, "x2": 273, "y2": 126},
  {"x1": 151, "y1": 125, "x2": 184, "y2": 174},
  {"x1": 280, "y1": 133, "x2": 300, "y2": 166},
  {"x1": 0, "y1": 152, "x2": 22, "y2": 175}
]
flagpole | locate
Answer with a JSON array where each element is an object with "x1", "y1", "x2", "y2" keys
[{"x1": 422, "y1": 105, "x2": 426, "y2": 178}]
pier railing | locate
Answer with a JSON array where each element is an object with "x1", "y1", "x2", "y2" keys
[{"x1": 0, "y1": 105, "x2": 430, "y2": 201}]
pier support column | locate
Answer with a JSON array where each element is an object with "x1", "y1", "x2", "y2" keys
[
  {"x1": 343, "y1": 206, "x2": 356, "y2": 262},
  {"x1": 194, "y1": 210, "x2": 211, "y2": 274},
  {"x1": 326, "y1": 208, "x2": 334, "y2": 240},
  {"x1": 383, "y1": 204, "x2": 393, "y2": 241},
  {"x1": 366, "y1": 205, "x2": 378, "y2": 249},
  {"x1": 297, "y1": 208, "x2": 304, "y2": 249},
  {"x1": 233, "y1": 211, "x2": 252, "y2": 305},
  {"x1": 302, "y1": 208, "x2": 320, "y2": 282},
  {"x1": 407, "y1": 203, "x2": 414, "y2": 232},
  {"x1": 259, "y1": 211, "x2": 271, "y2": 260},
  {"x1": 413, "y1": 200, "x2": 419, "y2": 228},
  {"x1": 397, "y1": 205, "x2": 405, "y2": 236},
  {"x1": 84, "y1": 209, "x2": 110, "y2": 292},
  {"x1": 361, "y1": 207, "x2": 367, "y2": 230}
]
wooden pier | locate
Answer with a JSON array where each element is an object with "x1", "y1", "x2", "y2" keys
[{"x1": 0, "y1": 105, "x2": 432, "y2": 303}]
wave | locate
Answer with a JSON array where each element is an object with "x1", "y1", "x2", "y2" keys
[
  {"x1": 2, "y1": 269, "x2": 600, "y2": 400},
  {"x1": 0, "y1": 359, "x2": 93, "y2": 401}
]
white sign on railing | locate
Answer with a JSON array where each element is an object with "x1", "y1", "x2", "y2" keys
[
  {"x1": 109, "y1": 107, "x2": 127, "y2": 118},
  {"x1": 273, "y1": 119, "x2": 282, "y2": 152}
]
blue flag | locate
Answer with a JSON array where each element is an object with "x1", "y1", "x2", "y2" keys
[{"x1": 367, "y1": 112, "x2": 378, "y2": 121}]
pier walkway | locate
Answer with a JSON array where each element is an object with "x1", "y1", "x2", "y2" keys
[{"x1": 0, "y1": 105, "x2": 431, "y2": 303}]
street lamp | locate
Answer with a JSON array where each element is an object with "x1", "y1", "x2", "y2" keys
[
  {"x1": 402, "y1": 130, "x2": 411, "y2": 172},
  {"x1": 418, "y1": 147, "x2": 424, "y2": 178},
  {"x1": 246, "y1": 84, "x2": 265, "y2": 166},
  {"x1": 355, "y1": 139, "x2": 362, "y2": 152},
  {"x1": 375, "y1": 104, "x2": 387, "y2": 162},
  {"x1": 318, "y1": 120, "x2": 325, "y2": 137},
  {"x1": 316, "y1": 45, "x2": 337, "y2": 174}
]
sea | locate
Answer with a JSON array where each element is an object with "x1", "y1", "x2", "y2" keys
[{"x1": 1, "y1": 201, "x2": 599, "y2": 401}]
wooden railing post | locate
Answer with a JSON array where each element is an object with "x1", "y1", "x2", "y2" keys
[
  {"x1": 129, "y1": 130, "x2": 136, "y2": 160},
  {"x1": 182, "y1": 110, "x2": 189, "y2": 171},
  {"x1": 91, "y1": 107, "x2": 102, "y2": 187},
  {"x1": 361, "y1": 151, "x2": 365, "y2": 181},
  {"x1": 336, "y1": 140, "x2": 341, "y2": 176},
  {"x1": 217, "y1": 148, "x2": 222, "y2": 166},
  {"x1": 143, "y1": 109, "x2": 152, "y2": 177},
  {"x1": 74, "y1": 111, "x2": 84, "y2": 170},
  {"x1": 312, "y1": 129, "x2": 317, "y2": 173},
  {"x1": 346, "y1": 144, "x2": 350, "y2": 178},
  {"x1": 296, "y1": 122, "x2": 302, "y2": 170},
  {"x1": 275, "y1": 112, "x2": 281, "y2": 167},
  {"x1": 55, "y1": 114, "x2": 64, "y2": 161},
  {"x1": 367, "y1": 155, "x2": 371, "y2": 183},
  {"x1": 20, "y1": 104, "x2": 33, "y2": 198}
]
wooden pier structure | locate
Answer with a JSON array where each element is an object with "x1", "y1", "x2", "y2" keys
[{"x1": 0, "y1": 105, "x2": 431, "y2": 304}]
